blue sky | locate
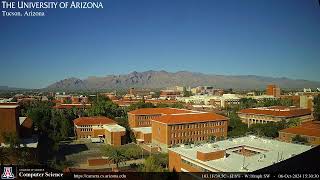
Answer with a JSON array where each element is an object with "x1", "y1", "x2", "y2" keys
[{"x1": 1, "y1": 0, "x2": 320, "y2": 88}]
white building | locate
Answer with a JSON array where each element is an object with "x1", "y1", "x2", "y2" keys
[{"x1": 168, "y1": 136, "x2": 312, "y2": 172}]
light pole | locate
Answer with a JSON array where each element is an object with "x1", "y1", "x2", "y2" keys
[{"x1": 141, "y1": 146, "x2": 144, "y2": 159}]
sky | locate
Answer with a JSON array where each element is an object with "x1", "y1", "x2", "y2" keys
[{"x1": 0, "y1": 0, "x2": 320, "y2": 89}]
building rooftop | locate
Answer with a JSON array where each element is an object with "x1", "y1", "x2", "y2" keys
[
  {"x1": 280, "y1": 121, "x2": 320, "y2": 137},
  {"x1": 104, "y1": 124, "x2": 126, "y2": 132},
  {"x1": 169, "y1": 136, "x2": 312, "y2": 172},
  {"x1": 132, "y1": 127, "x2": 152, "y2": 134},
  {"x1": 152, "y1": 112, "x2": 228, "y2": 124},
  {"x1": 239, "y1": 106, "x2": 311, "y2": 118},
  {"x1": 73, "y1": 116, "x2": 116, "y2": 126},
  {"x1": 128, "y1": 108, "x2": 192, "y2": 115},
  {"x1": 0, "y1": 103, "x2": 19, "y2": 108}
]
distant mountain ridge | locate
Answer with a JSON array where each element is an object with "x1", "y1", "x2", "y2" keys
[
  {"x1": 0, "y1": 86, "x2": 25, "y2": 91},
  {"x1": 45, "y1": 70, "x2": 320, "y2": 91}
]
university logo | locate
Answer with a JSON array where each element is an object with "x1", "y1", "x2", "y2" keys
[{"x1": 1, "y1": 167, "x2": 15, "y2": 179}]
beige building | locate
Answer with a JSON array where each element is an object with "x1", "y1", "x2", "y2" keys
[{"x1": 73, "y1": 116, "x2": 126, "y2": 146}]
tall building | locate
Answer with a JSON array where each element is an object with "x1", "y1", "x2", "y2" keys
[
  {"x1": 0, "y1": 103, "x2": 35, "y2": 147},
  {"x1": 0, "y1": 103, "x2": 20, "y2": 143},
  {"x1": 151, "y1": 111, "x2": 228, "y2": 152},
  {"x1": 266, "y1": 84, "x2": 281, "y2": 97},
  {"x1": 128, "y1": 108, "x2": 228, "y2": 152}
]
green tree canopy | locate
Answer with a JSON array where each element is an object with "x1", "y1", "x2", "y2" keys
[
  {"x1": 313, "y1": 95, "x2": 320, "y2": 120},
  {"x1": 108, "y1": 149, "x2": 127, "y2": 168},
  {"x1": 87, "y1": 96, "x2": 125, "y2": 118},
  {"x1": 0, "y1": 147, "x2": 10, "y2": 165},
  {"x1": 227, "y1": 111, "x2": 248, "y2": 137},
  {"x1": 292, "y1": 135, "x2": 308, "y2": 144},
  {"x1": 127, "y1": 101, "x2": 155, "y2": 111}
]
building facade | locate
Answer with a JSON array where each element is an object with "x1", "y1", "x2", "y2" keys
[
  {"x1": 127, "y1": 108, "x2": 191, "y2": 128},
  {"x1": 0, "y1": 103, "x2": 20, "y2": 143},
  {"x1": 73, "y1": 116, "x2": 126, "y2": 146},
  {"x1": 131, "y1": 127, "x2": 152, "y2": 144},
  {"x1": 238, "y1": 106, "x2": 312, "y2": 127},
  {"x1": 266, "y1": 84, "x2": 281, "y2": 97},
  {"x1": 151, "y1": 112, "x2": 228, "y2": 152}
]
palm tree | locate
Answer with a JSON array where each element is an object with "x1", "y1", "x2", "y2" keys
[
  {"x1": 0, "y1": 147, "x2": 10, "y2": 165},
  {"x1": 108, "y1": 149, "x2": 126, "y2": 169}
]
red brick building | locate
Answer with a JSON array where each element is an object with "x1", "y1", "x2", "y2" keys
[
  {"x1": 151, "y1": 112, "x2": 228, "y2": 152},
  {"x1": 279, "y1": 121, "x2": 320, "y2": 145},
  {"x1": 266, "y1": 84, "x2": 281, "y2": 97},
  {"x1": 128, "y1": 108, "x2": 191, "y2": 128},
  {"x1": 0, "y1": 103, "x2": 20, "y2": 143},
  {"x1": 0, "y1": 103, "x2": 34, "y2": 146}
]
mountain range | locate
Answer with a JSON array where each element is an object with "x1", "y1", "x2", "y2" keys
[
  {"x1": 45, "y1": 70, "x2": 320, "y2": 91},
  {"x1": 0, "y1": 86, "x2": 25, "y2": 91}
]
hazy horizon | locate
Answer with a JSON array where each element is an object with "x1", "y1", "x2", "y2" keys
[{"x1": 1, "y1": 70, "x2": 320, "y2": 89}]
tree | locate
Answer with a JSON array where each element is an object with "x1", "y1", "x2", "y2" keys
[
  {"x1": 227, "y1": 111, "x2": 248, "y2": 137},
  {"x1": 170, "y1": 103, "x2": 185, "y2": 109},
  {"x1": 208, "y1": 135, "x2": 216, "y2": 143},
  {"x1": 183, "y1": 90, "x2": 192, "y2": 97},
  {"x1": 292, "y1": 135, "x2": 308, "y2": 144},
  {"x1": 313, "y1": 95, "x2": 320, "y2": 120},
  {"x1": 101, "y1": 145, "x2": 116, "y2": 157},
  {"x1": 108, "y1": 149, "x2": 127, "y2": 168},
  {"x1": 64, "y1": 98, "x2": 72, "y2": 104},
  {"x1": 17, "y1": 148, "x2": 37, "y2": 166},
  {"x1": 141, "y1": 156, "x2": 164, "y2": 172},
  {"x1": 26, "y1": 101, "x2": 53, "y2": 133},
  {"x1": 287, "y1": 118, "x2": 301, "y2": 128},
  {"x1": 123, "y1": 145, "x2": 142, "y2": 160},
  {"x1": 87, "y1": 96, "x2": 124, "y2": 118},
  {"x1": 127, "y1": 101, "x2": 155, "y2": 111},
  {"x1": 2, "y1": 132, "x2": 21, "y2": 148},
  {"x1": 157, "y1": 103, "x2": 169, "y2": 108},
  {"x1": 248, "y1": 120, "x2": 287, "y2": 138},
  {"x1": 239, "y1": 98, "x2": 258, "y2": 109},
  {"x1": 0, "y1": 147, "x2": 10, "y2": 165},
  {"x1": 153, "y1": 153, "x2": 168, "y2": 169}
]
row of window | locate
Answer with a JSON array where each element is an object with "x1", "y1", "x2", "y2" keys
[
  {"x1": 80, "y1": 125, "x2": 92, "y2": 127},
  {"x1": 170, "y1": 122, "x2": 224, "y2": 130},
  {"x1": 170, "y1": 136, "x2": 214, "y2": 145},
  {"x1": 137, "y1": 115, "x2": 160, "y2": 120},
  {"x1": 171, "y1": 128, "x2": 224, "y2": 138},
  {"x1": 248, "y1": 119, "x2": 269, "y2": 124},
  {"x1": 138, "y1": 121, "x2": 151, "y2": 125},
  {"x1": 80, "y1": 128, "x2": 92, "y2": 132}
]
